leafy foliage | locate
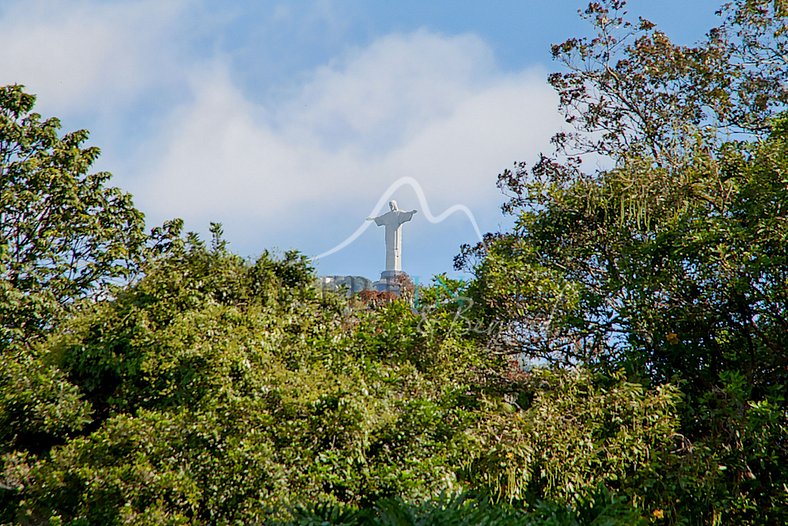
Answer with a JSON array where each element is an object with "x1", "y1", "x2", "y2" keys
[
  {"x1": 0, "y1": 85, "x2": 146, "y2": 519},
  {"x1": 2, "y1": 225, "x2": 683, "y2": 524},
  {"x1": 4, "y1": 233, "x2": 504, "y2": 524},
  {"x1": 0, "y1": 85, "x2": 146, "y2": 347},
  {"x1": 277, "y1": 489, "x2": 645, "y2": 526},
  {"x1": 3, "y1": 2, "x2": 788, "y2": 524},
  {"x1": 467, "y1": 125, "x2": 788, "y2": 390},
  {"x1": 464, "y1": 369, "x2": 681, "y2": 508},
  {"x1": 455, "y1": 1, "x2": 788, "y2": 523},
  {"x1": 544, "y1": 0, "x2": 788, "y2": 162}
]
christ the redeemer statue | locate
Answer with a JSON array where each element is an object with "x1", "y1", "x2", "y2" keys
[{"x1": 368, "y1": 200, "x2": 417, "y2": 273}]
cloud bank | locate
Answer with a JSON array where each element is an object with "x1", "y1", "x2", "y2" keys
[
  {"x1": 135, "y1": 31, "x2": 560, "y2": 230},
  {"x1": 0, "y1": 0, "x2": 562, "y2": 271},
  {"x1": 0, "y1": 0, "x2": 192, "y2": 117}
]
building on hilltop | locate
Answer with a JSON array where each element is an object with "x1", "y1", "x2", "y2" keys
[{"x1": 316, "y1": 275, "x2": 373, "y2": 297}]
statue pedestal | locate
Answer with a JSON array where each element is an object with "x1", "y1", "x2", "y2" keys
[{"x1": 374, "y1": 270, "x2": 408, "y2": 295}]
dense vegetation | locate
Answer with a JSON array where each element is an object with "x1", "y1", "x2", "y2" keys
[{"x1": 1, "y1": 1, "x2": 786, "y2": 524}]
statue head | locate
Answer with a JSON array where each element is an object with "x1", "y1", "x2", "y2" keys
[{"x1": 389, "y1": 200, "x2": 399, "y2": 211}]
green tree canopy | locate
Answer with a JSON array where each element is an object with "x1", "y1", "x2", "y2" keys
[
  {"x1": 455, "y1": 1, "x2": 788, "y2": 522},
  {"x1": 0, "y1": 84, "x2": 146, "y2": 348},
  {"x1": 3, "y1": 233, "x2": 495, "y2": 523},
  {"x1": 3, "y1": 3, "x2": 788, "y2": 524},
  {"x1": 0, "y1": 85, "x2": 149, "y2": 506}
]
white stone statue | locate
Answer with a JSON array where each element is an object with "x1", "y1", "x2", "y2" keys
[{"x1": 368, "y1": 200, "x2": 417, "y2": 272}]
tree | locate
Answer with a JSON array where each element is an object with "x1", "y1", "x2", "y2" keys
[
  {"x1": 0, "y1": 84, "x2": 146, "y2": 347},
  {"x1": 3, "y1": 231, "x2": 510, "y2": 524},
  {"x1": 455, "y1": 1, "x2": 788, "y2": 522},
  {"x1": 464, "y1": 369, "x2": 680, "y2": 515},
  {"x1": 457, "y1": 0, "x2": 788, "y2": 386},
  {"x1": 3, "y1": 230, "x2": 693, "y2": 524},
  {"x1": 0, "y1": 85, "x2": 147, "y2": 519},
  {"x1": 542, "y1": 0, "x2": 788, "y2": 164},
  {"x1": 465, "y1": 126, "x2": 788, "y2": 388}
]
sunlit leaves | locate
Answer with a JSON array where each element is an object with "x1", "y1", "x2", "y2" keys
[{"x1": 0, "y1": 84, "x2": 146, "y2": 347}]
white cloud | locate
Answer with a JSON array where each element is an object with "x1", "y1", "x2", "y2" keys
[
  {"x1": 282, "y1": 31, "x2": 497, "y2": 152},
  {"x1": 0, "y1": 0, "x2": 563, "y2": 268},
  {"x1": 0, "y1": 0, "x2": 191, "y2": 116},
  {"x1": 132, "y1": 31, "x2": 561, "y2": 237}
]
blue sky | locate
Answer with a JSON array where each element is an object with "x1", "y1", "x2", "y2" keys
[{"x1": 0, "y1": 0, "x2": 721, "y2": 283}]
